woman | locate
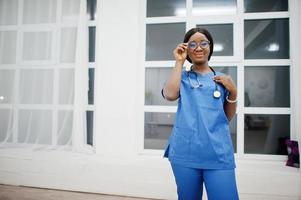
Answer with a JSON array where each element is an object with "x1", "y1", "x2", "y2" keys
[{"x1": 162, "y1": 27, "x2": 239, "y2": 200}]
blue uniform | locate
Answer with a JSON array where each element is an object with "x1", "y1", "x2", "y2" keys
[
  {"x1": 164, "y1": 70, "x2": 235, "y2": 169},
  {"x1": 163, "y1": 70, "x2": 239, "y2": 200}
]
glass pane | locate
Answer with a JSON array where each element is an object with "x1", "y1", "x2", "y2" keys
[
  {"x1": 87, "y1": 0, "x2": 97, "y2": 20},
  {"x1": 146, "y1": 23, "x2": 185, "y2": 61},
  {"x1": 244, "y1": 114, "x2": 290, "y2": 155},
  {"x1": 0, "y1": 0, "x2": 18, "y2": 25},
  {"x1": 0, "y1": 70, "x2": 15, "y2": 104},
  {"x1": 18, "y1": 110, "x2": 52, "y2": 144},
  {"x1": 0, "y1": 109, "x2": 14, "y2": 142},
  {"x1": 62, "y1": 0, "x2": 80, "y2": 22},
  {"x1": 197, "y1": 24, "x2": 233, "y2": 56},
  {"x1": 19, "y1": 69, "x2": 53, "y2": 104},
  {"x1": 86, "y1": 111, "x2": 93, "y2": 145},
  {"x1": 245, "y1": 66, "x2": 290, "y2": 107},
  {"x1": 23, "y1": 0, "x2": 56, "y2": 24},
  {"x1": 244, "y1": 0, "x2": 288, "y2": 13},
  {"x1": 59, "y1": 69, "x2": 74, "y2": 104},
  {"x1": 193, "y1": 0, "x2": 236, "y2": 16},
  {"x1": 147, "y1": 0, "x2": 186, "y2": 17},
  {"x1": 60, "y1": 28, "x2": 77, "y2": 63},
  {"x1": 144, "y1": 112, "x2": 175, "y2": 150},
  {"x1": 23, "y1": 32, "x2": 52, "y2": 61},
  {"x1": 0, "y1": 31, "x2": 17, "y2": 64},
  {"x1": 244, "y1": 19, "x2": 289, "y2": 59},
  {"x1": 58, "y1": 110, "x2": 73, "y2": 145},
  {"x1": 212, "y1": 66, "x2": 237, "y2": 85},
  {"x1": 145, "y1": 68, "x2": 177, "y2": 106},
  {"x1": 89, "y1": 27, "x2": 96, "y2": 62},
  {"x1": 88, "y1": 68, "x2": 94, "y2": 105}
]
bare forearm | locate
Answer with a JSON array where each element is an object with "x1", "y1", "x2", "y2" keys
[
  {"x1": 224, "y1": 90, "x2": 237, "y2": 121},
  {"x1": 163, "y1": 61, "x2": 183, "y2": 101}
]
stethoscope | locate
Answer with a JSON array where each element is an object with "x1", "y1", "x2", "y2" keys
[{"x1": 187, "y1": 66, "x2": 221, "y2": 99}]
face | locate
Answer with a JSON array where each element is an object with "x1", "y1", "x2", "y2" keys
[{"x1": 187, "y1": 32, "x2": 210, "y2": 65}]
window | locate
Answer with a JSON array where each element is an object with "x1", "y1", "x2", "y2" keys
[
  {"x1": 87, "y1": 0, "x2": 97, "y2": 146},
  {"x1": 0, "y1": 0, "x2": 96, "y2": 148},
  {"x1": 144, "y1": 0, "x2": 291, "y2": 158}
]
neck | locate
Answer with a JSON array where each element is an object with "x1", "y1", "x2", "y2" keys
[{"x1": 192, "y1": 62, "x2": 211, "y2": 73}]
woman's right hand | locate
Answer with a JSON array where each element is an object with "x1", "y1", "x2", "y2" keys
[{"x1": 173, "y1": 43, "x2": 188, "y2": 63}]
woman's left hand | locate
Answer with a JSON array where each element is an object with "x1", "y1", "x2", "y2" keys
[{"x1": 213, "y1": 75, "x2": 237, "y2": 95}]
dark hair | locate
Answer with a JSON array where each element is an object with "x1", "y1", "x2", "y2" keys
[{"x1": 183, "y1": 27, "x2": 214, "y2": 63}]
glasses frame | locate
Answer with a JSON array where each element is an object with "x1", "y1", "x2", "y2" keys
[{"x1": 188, "y1": 40, "x2": 211, "y2": 50}]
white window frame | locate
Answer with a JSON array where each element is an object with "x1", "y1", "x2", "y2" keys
[
  {"x1": 0, "y1": 0, "x2": 96, "y2": 149},
  {"x1": 141, "y1": 0, "x2": 293, "y2": 161}
]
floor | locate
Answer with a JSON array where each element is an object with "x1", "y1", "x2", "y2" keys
[{"x1": 0, "y1": 184, "x2": 156, "y2": 200}]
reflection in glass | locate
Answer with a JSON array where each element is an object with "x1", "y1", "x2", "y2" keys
[
  {"x1": 89, "y1": 27, "x2": 96, "y2": 62},
  {"x1": 193, "y1": 0, "x2": 236, "y2": 16},
  {"x1": 147, "y1": 0, "x2": 186, "y2": 17},
  {"x1": 88, "y1": 68, "x2": 94, "y2": 105},
  {"x1": 244, "y1": 19, "x2": 289, "y2": 59},
  {"x1": 86, "y1": 111, "x2": 93, "y2": 145},
  {"x1": 197, "y1": 24, "x2": 233, "y2": 56},
  {"x1": 144, "y1": 112, "x2": 175, "y2": 150},
  {"x1": 87, "y1": 0, "x2": 97, "y2": 20},
  {"x1": 146, "y1": 23, "x2": 186, "y2": 61},
  {"x1": 145, "y1": 68, "x2": 177, "y2": 106},
  {"x1": 244, "y1": 0, "x2": 288, "y2": 13},
  {"x1": 245, "y1": 66, "x2": 290, "y2": 107},
  {"x1": 213, "y1": 66, "x2": 237, "y2": 85},
  {"x1": 244, "y1": 114, "x2": 290, "y2": 154}
]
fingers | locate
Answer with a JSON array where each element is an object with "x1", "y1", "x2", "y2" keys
[
  {"x1": 213, "y1": 75, "x2": 229, "y2": 85},
  {"x1": 213, "y1": 75, "x2": 222, "y2": 82},
  {"x1": 213, "y1": 75, "x2": 232, "y2": 82},
  {"x1": 176, "y1": 43, "x2": 188, "y2": 53}
]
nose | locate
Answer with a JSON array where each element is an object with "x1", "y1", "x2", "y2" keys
[{"x1": 195, "y1": 44, "x2": 203, "y2": 51}]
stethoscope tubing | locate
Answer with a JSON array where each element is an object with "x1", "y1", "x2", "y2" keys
[{"x1": 187, "y1": 66, "x2": 221, "y2": 98}]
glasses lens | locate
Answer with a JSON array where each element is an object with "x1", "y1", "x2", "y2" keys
[
  {"x1": 200, "y1": 41, "x2": 209, "y2": 48},
  {"x1": 188, "y1": 42, "x2": 197, "y2": 49}
]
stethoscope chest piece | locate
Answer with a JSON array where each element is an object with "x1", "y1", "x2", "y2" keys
[
  {"x1": 213, "y1": 90, "x2": 221, "y2": 98},
  {"x1": 188, "y1": 66, "x2": 222, "y2": 99}
]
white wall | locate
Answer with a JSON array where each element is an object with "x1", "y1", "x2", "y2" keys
[{"x1": 0, "y1": 0, "x2": 300, "y2": 199}]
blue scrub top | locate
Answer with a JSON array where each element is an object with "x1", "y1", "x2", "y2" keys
[{"x1": 164, "y1": 70, "x2": 236, "y2": 169}]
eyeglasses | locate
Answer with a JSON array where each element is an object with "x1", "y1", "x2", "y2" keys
[{"x1": 188, "y1": 40, "x2": 210, "y2": 50}]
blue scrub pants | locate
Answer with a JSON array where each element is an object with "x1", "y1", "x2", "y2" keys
[{"x1": 171, "y1": 163, "x2": 239, "y2": 200}]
